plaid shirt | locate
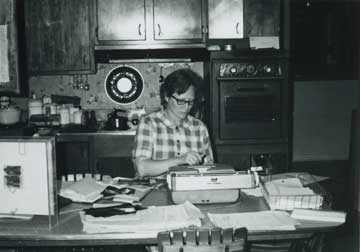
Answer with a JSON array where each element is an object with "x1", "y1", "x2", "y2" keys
[{"x1": 132, "y1": 110, "x2": 214, "y2": 164}]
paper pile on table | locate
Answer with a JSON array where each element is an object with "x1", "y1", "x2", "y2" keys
[
  {"x1": 81, "y1": 201, "x2": 204, "y2": 234},
  {"x1": 263, "y1": 177, "x2": 323, "y2": 210},
  {"x1": 59, "y1": 177, "x2": 108, "y2": 203},
  {"x1": 208, "y1": 211, "x2": 298, "y2": 231}
]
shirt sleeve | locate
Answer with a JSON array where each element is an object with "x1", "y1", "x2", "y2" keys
[
  {"x1": 200, "y1": 123, "x2": 214, "y2": 164},
  {"x1": 132, "y1": 116, "x2": 154, "y2": 160}
]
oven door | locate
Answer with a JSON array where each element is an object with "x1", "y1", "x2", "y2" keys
[{"x1": 219, "y1": 79, "x2": 282, "y2": 140}]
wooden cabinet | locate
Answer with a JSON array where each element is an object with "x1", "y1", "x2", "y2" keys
[
  {"x1": 97, "y1": 0, "x2": 146, "y2": 41},
  {"x1": 94, "y1": 134, "x2": 135, "y2": 178},
  {"x1": 0, "y1": 0, "x2": 23, "y2": 94},
  {"x1": 208, "y1": 0, "x2": 244, "y2": 39},
  {"x1": 24, "y1": 0, "x2": 96, "y2": 75},
  {"x1": 243, "y1": 0, "x2": 280, "y2": 37},
  {"x1": 208, "y1": 0, "x2": 280, "y2": 39},
  {"x1": 96, "y1": 0, "x2": 205, "y2": 48},
  {"x1": 153, "y1": 0, "x2": 203, "y2": 40}
]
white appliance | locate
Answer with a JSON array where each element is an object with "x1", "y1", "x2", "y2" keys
[{"x1": 0, "y1": 137, "x2": 57, "y2": 228}]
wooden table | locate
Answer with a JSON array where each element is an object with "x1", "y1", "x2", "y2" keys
[{"x1": 0, "y1": 188, "x2": 341, "y2": 249}]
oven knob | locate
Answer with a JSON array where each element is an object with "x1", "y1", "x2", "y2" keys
[
  {"x1": 264, "y1": 65, "x2": 272, "y2": 74},
  {"x1": 246, "y1": 64, "x2": 256, "y2": 75},
  {"x1": 229, "y1": 66, "x2": 237, "y2": 75}
]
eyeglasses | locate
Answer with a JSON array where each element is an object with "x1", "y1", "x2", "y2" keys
[{"x1": 171, "y1": 95, "x2": 195, "y2": 106}]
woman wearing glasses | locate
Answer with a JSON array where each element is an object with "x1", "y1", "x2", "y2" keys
[{"x1": 132, "y1": 68, "x2": 214, "y2": 178}]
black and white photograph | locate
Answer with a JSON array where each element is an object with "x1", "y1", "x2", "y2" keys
[{"x1": 0, "y1": 0, "x2": 359, "y2": 251}]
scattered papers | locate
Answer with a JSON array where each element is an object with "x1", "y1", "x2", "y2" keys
[
  {"x1": 208, "y1": 211, "x2": 297, "y2": 231},
  {"x1": 59, "y1": 177, "x2": 108, "y2": 203},
  {"x1": 291, "y1": 209, "x2": 346, "y2": 224},
  {"x1": 81, "y1": 201, "x2": 204, "y2": 234}
]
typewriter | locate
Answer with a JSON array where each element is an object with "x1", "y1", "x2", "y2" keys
[{"x1": 166, "y1": 164, "x2": 257, "y2": 204}]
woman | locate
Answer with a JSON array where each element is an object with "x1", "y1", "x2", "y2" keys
[{"x1": 132, "y1": 68, "x2": 214, "y2": 178}]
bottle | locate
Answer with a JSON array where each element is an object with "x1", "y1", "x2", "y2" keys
[{"x1": 89, "y1": 110, "x2": 97, "y2": 130}]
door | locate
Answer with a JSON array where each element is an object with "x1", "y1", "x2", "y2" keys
[
  {"x1": 97, "y1": 0, "x2": 146, "y2": 41},
  {"x1": 208, "y1": 0, "x2": 244, "y2": 39},
  {"x1": 153, "y1": 0, "x2": 203, "y2": 40},
  {"x1": 24, "y1": 0, "x2": 95, "y2": 74}
]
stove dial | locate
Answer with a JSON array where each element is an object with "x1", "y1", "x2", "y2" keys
[
  {"x1": 229, "y1": 66, "x2": 237, "y2": 75},
  {"x1": 246, "y1": 64, "x2": 256, "y2": 75},
  {"x1": 264, "y1": 65, "x2": 272, "y2": 74}
]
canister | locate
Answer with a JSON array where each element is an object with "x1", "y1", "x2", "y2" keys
[
  {"x1": 28, "y1": 99, "x2": 43, "y2": 119},
  {"x1": 73, "y1": 110, "x2": 83, "y2": 124},
  {"x1": 59, "y1": 106, "x2": 70, "y2": 125}
]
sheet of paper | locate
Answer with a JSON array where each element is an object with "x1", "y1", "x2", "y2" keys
[
  {"x1": 291, "y1": 209, "x2": 346, "y2": 223},
  {"x1": 208, "y1": 211, "x2": 298, "y2": 231},
  {"x1": 0, "y1": 25, "x2": 10, "y2": 83},
  {"x1": 59, "y1": 177, "x2": 107, "y2": 203},
  {"x1": 81, "y1": 201, "x2": 203, "y2": 234},
  {"x1": 265, "y1": 178, "x2": 316, "y2": 196},
  {"x1": 249, "y1": 36, "x2": 279, "y2": 50}
]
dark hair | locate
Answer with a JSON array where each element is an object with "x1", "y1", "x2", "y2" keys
[{"x1": 159, "y1": 68, "x2": 204, "y2": 113}]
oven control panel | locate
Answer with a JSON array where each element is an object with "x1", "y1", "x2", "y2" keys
[{"x1": 219, "y1": 62, "x2": 283, "y2": 78}]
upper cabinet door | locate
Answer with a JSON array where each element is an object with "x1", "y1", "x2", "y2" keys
[
  {"x1": 153, "y1": 0, "x2": 203, "y2": 40},
  {"x1": 208, "y1": 0, "x2": 244, "y2": 39},
  {"x1": 25, "y1": 0, "x2": 95, "y2": 75},
  {"x1": 243, "y1": 0, "x2": 280, "y2": 37},
  {"x1": 97, "y1": 0, "x2": 146, "y2": 41}
]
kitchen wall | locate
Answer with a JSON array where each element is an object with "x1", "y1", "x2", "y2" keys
[
  {"x1": 27, "y1": 62, "x2": 204, "y2": 121},
  {"x1": 293, "y1": 80, "x2": 358, "y2": 162}
]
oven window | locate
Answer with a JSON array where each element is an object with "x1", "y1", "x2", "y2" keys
[{"x1": 225, "y1": 95, "x2": 279, "y2": 123}]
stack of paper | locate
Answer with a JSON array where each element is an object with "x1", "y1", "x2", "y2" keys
[
  {"x1": 59, "y1": 177, "x2": 108, "y2": 203},
  {"x1": 291, "y1": 209, "x2": 346, "y2": 224},
  {"x1": 81, "y1": 201, "x2": 204, "y2": 234},
  {"x1": 208, "y1": 211, "x2": 298, "y2": 231},
  {"x1": 263, "y1": 178, "x2": 323, "y2": 210}
]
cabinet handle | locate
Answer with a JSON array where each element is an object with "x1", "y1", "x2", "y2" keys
[
  {"x1": 138, "y1": 24, "x2": 142, "y2": 37},
  {"x1": 157, "y1": 24, "x2": 161, "y2": 36},
  {"x1": 236, "y1": 22, "x2": 240, "y2": 34}
]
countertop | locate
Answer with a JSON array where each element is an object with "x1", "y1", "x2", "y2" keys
[{"x1": 0, "y1": 123, "x2": 137, "y2": 137}]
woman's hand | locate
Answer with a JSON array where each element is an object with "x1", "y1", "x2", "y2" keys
[{"x1": 182, "y1": 151, "x2": 203, "y2": 165}]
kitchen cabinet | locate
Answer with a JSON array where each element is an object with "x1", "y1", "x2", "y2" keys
[
  {"x1": 56, "y1": 134, "x2": 95, "y2": 180},
  {"x1": 0, "y1": 0, "x2": 23, "y2": 95},
  {"x1": 97, "y1": 0, "x2": 146, "y2": 41},
  {"x1": 96, "y1": 0, "x2": 205, "y2": 48},
  {"x1": 56, "y1": 132, "x2": 136, "y2": 179},
  {"x1": 207, "y1": 0, "x2": 280, "y2": 39},
  {"x1": 243, "y1": 0, "x2": 280, "y2": 37},
  {"x1": 24, "y1": 0, "x2": 96, "y2": 75},
  {"x1": 208, "y1": 0, "x2": 244, "y2": 39},
  {"x1": 94, "y1": 134, "x2": 135, "y2": 178}
]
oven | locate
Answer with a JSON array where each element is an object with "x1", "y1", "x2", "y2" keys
[
  {"x1": 210, "y1": 58, "x2": 289, "y2": 144},
  {"x1": 208, "y1": 54, "x2": 290, "y2": 171},
  {"x1": 218, "y1": 63, "x2": 283, "y2": 140}
]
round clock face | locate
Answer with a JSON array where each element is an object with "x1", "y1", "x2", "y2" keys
[{"x1": 104, "y1": 66, "x2": 144, "y2": 105}]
